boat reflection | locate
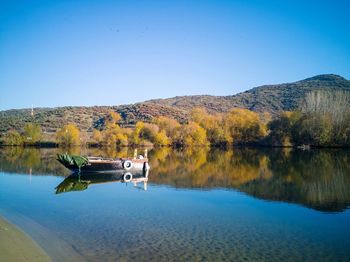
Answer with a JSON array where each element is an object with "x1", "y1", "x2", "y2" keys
[
  {"x1": 55, "y1": 169, "x2": 149, "y2": 194},
  {"x1": 1, "y1": 147, "x2": 350, "y2": 212}
]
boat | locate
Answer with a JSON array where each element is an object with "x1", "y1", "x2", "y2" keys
[{"x1": 57, "y1": 149, "x2": 150, "y2": 173}]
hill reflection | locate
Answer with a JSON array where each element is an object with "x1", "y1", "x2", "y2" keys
[
  {"x1": 0, "y1": 147, "x2": 349, "y2": 212},
  {"x1": 149, "y1": 147, "x2": 350, "y2": 212}
]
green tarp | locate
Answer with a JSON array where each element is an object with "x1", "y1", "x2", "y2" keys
[{"x1": 57, "y1": 153, "x2": 89, "y2": 169}]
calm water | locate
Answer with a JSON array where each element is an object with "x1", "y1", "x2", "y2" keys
[{"x1": 0, "y1": 147, "x2": 350, "y2": 261}]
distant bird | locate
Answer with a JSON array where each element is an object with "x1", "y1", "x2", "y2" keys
[{"x1": 109, "y1": 26, "x2": 120, "y2": 33}]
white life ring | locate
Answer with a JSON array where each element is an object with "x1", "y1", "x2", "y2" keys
[
  {"x1": 122, "y1": 160, "x2": 133, "y2": 170},
  {"x1": 123, "y1": 172, "x2": 133, "y2": 182}
]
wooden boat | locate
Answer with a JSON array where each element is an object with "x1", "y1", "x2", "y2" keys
[{"x1": 57, "y1": 149, "x2": 150, "y2": 174}]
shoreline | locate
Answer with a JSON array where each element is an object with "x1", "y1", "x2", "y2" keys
[
  {"x1": 0, "y1": 144, "x2": 350, "y2": 149},
  {"x1": 0, "y1": 210, "x2": 85, "y2": 262},
  {"x1": 0, "y1": 216, "x2": 51, "y2": 262}
]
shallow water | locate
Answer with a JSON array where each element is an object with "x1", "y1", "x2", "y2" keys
[{"x1": 0, "y1": 147, "x2": 350, "y2": 261}]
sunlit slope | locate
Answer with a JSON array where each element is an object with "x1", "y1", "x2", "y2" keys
[
  {"x1": 1, "y1": 74, "x2": 349, "y2": 132},
  {"x1": 146, "y1": 74, "x2": 350, "y2": 113}
]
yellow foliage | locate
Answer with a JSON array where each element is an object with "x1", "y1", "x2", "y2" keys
[
  {"x1": 115, "y1": 133, "x2": 128, "y2": 146},
  {"x1": 105, "y1": 111, "x2": 121, "y2": 127},
  {"x1": 224, "y1": 108, "x2": 266, "y2": 144},
  {"x1": 153, "y1": 116, "x2": 180, "y2": 137},
  {"x1": 56, "y1": 123, "x2": 80, "y2": 146},
  {"x1": 191, "y1": 108, "x2": 230, "y2": 145},
  {"x1": 102, "y1": 125, "x2": 129, "y2": 147},
  {"x1": 175, "y1": 121, "x2": 208, "y2": 146},
  {"x1": 154, "y1": 130, "x2": 170, "y2": 146},
  {"x1": 141, "y1": 123, "x2": 159, "y2": 141},
  {"x1": 23, "y1": 123, "x2": 42, "y2": 144},
  {"x1": 98, "y1": 111, "x2": 130, "y2": 147},
  {"x1": 92, "y1": 130, "x2": 102, "y2": 143},
  {"x1": 3, "y1": 130, "x2": 24, "y2": 146},
  {"x1": 190, "y1": 107, "x2": 207, "y2": 123},
  {"x1": 131, "y1": 121, "x2": 145, "y2": 145}
]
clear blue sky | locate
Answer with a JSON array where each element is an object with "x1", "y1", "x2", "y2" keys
[{"x1": 1, "y1": 0, "x2": 349, "y2": 110}]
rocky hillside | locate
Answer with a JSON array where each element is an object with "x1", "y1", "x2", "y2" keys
[
  {"x1": 0, "y1": 74, "x2": 349, "y2": 133},
  {"x1": 146, "y1": 74, "x2": 350, "y2": 113}
]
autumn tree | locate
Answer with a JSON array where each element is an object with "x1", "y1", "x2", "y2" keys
[
  {"x1": 154, "y1": 130, "x2": 171, "y2": 146},
  {"x1": 92, "y1": 129, "x2": 102, "y2": 144},
  {"x1": 102, "y1": 125, "x2": 129, "y2": 147},
  {"x1": 56, "y1": 123, "x2": 81, "y2": 146},
  {"x1": 153, "y1": 116, "x2": 180, "y2": 138},
  {"x1": 292, "y1": 114, "x2": 332, "y2": 146},
  {"x1": 100, "y1": 111, "x2": 129, "y2": 147},
  {"x1": 105, "y1": 111, "x2": 121, "y2": 127},
  {"x1": 224, "y1": 108, "x2": 266, "y2": 144},
  {"x1": 140, "y1": 123, "x2": 159, "y2": 141},
  {"x1": 23, "y1": 123, "x2": 42, "y2": 145},
  {"x1": 130, "y1": 121, "x2": 144, "y2": 145},
  {"x1": 268, "y1": 111, "x2": 302, "y2": 146},
  {"x1": 302, "y1": 90, "x2": 349, "y2": 124},
  {"x1": 103, "y1": 125, "x2": 117, "y2": 146},
  {"x1": 191, "y1": 108, "x2": 228, "y2": 146},
  {"x1": 190, "y1": 107, "x2": 208, "y2": 124},
  {"x1": 128, "y1": 122, "x2": 169, "y2": 146},
  {"x1": 302, "y1": 90, "x2": 350, "y2": 145},
  {"x1": 3, "y1": 130, "x2": 24, "y2": 146},
  {"x1": 173, "y1": 122, "x2": 208, "y2": 147}
]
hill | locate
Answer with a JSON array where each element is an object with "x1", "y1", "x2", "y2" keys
[
  {"x1": 145, "y1": 74, "x2": 350, "y2": 113},
  {"x1": 0, "y1": 74, "x2": 349, "y2": 133}
]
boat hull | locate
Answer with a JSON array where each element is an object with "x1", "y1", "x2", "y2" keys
[
  {"x1": 57, "y1": 153, "x2": 150, "y2": 174},
  {"x1": 65, "y1": 158, "x2": 149, "y2": 174}
]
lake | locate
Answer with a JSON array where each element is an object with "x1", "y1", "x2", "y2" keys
[{"x1": 0, "y1": 147, "x2": 350, "y2": 261}]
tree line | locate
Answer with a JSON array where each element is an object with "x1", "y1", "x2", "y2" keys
[{"x1": 1, "y1": 91, "x2": 349, "y2": 148}]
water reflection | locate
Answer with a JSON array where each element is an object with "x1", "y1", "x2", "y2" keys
[
  {"x1": 150, "y1": 147, "x2": 350, "y2": 212},
  {"x1": 56, "y1": 170, "x2": 149, "y2": 194},
  {"x1": 0, "y1": 147, "x2": 349, "y2": 212}
]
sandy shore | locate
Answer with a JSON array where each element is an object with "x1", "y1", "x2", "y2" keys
[{"x1": 0, "y1": 216, "x2": 51, "y2": 262}]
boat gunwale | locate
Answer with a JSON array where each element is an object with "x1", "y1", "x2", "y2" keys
[{"x1": 86, "y1": 157, "x2": 148, "y2": 164}]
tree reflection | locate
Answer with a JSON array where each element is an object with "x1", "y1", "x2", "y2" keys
[
  {"x1": 0, "y1": 147, "x2": 349, "y2": 212},
  {"x1": 148, "y1": 148, "x2": 350, "y2": 212}
]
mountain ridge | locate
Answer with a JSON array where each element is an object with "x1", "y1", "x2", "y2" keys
[{"x1": 1, "y1": 74, "x2": 349, "y2": 133}]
